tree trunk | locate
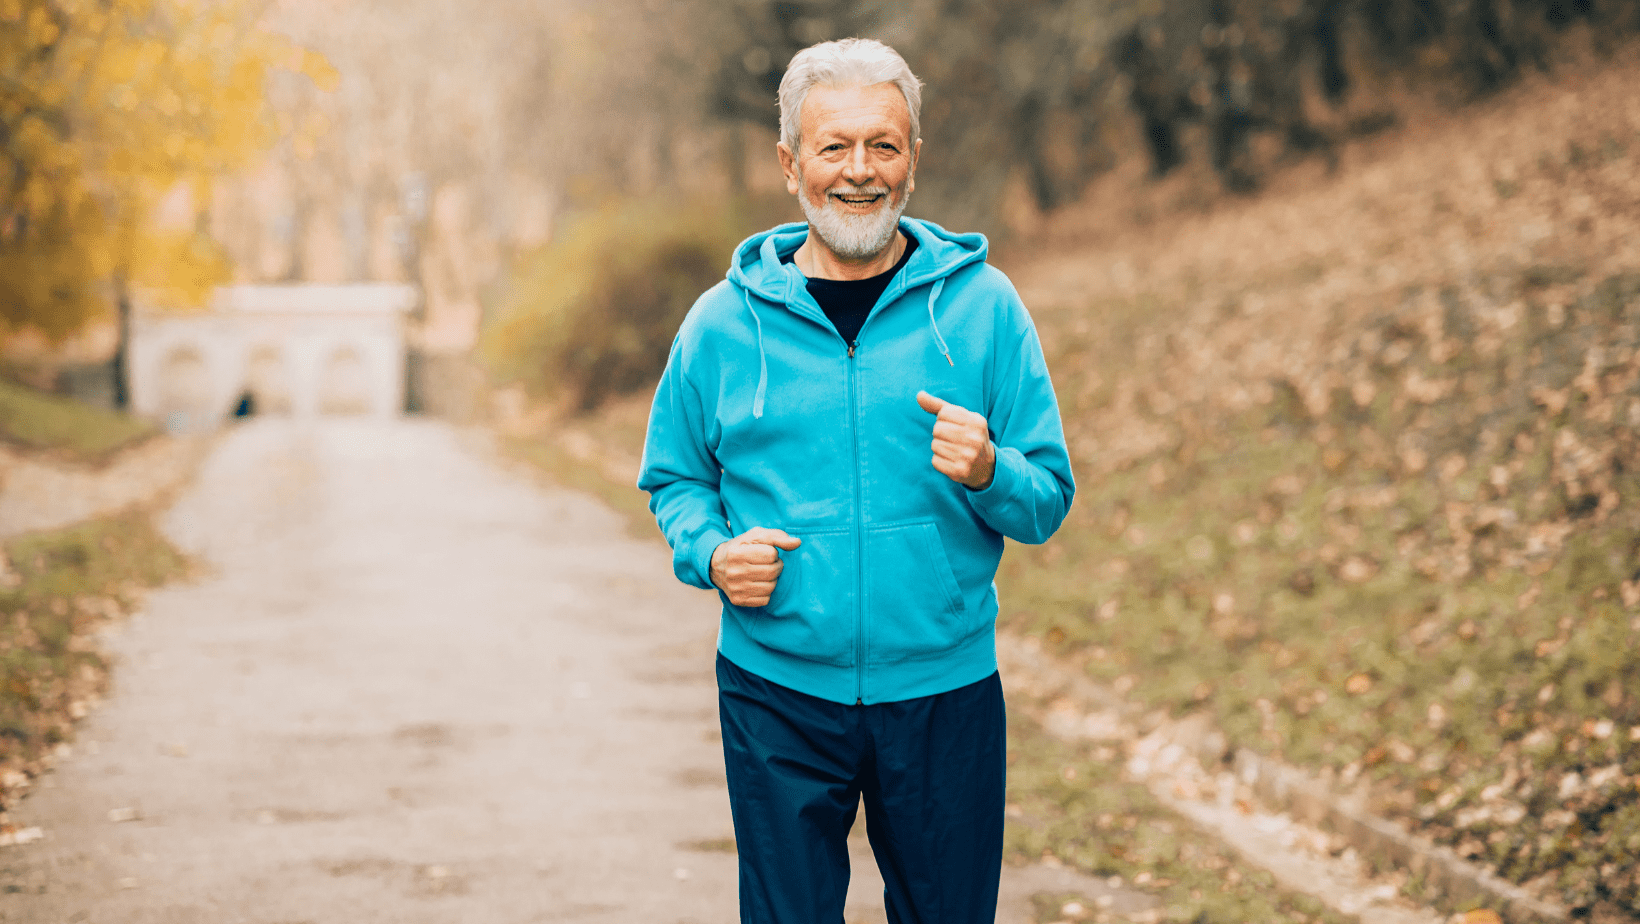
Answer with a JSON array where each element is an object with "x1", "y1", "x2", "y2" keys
[
  {"x1": 111, "y1": 271, "x2": 131, "y2": 410},
  {"x1": 724, "y1": 122, "x2": 746, "y2": 197}
]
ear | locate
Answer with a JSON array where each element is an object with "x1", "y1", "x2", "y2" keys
[
  {"x1": 908, "y1": 138, "x2": 922, "y2": 195},
  {"x1": 777, "y1": 142, "x2": 801, "y2": 197}
]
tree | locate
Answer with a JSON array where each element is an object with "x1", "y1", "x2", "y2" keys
[
  {"x1": 0, "y1": 0, "x2": 333, "y2": 396},
  {"x1": 647, "y1": 0, "x2": 1640, "y2": 218}
]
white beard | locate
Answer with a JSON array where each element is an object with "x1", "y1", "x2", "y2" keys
[{"x1": 798, "y1": 177, "x2": 911, "y2": 261}]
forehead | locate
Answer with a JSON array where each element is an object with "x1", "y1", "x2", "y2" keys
[{"x1": 800, "y1": 82, "x2": 911, "y2": 144}]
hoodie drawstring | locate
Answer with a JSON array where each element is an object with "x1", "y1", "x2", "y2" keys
[
  {"x1": 927, "y1": 277, "x2": 953, "y2": 366},
  {"x1": 745, "y1": 272, "x2": 951, "y2": 420},
  {"x1": 745, "y1": 289, "x2": 768, "y2": 418}
]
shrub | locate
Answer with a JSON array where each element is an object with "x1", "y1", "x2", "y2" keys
[{"x1": 481, "y1": 198, "x2": 744, "y2": 411}]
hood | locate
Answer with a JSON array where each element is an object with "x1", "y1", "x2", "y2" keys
[
  {"x1": 726, "y1": 218, "x2": 988, "y2": 418},
  {"x1": 726, "y1": 217, "x2": 989, "y2": 305}
]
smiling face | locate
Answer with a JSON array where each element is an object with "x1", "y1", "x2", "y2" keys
[{"x1": 778, "y1": 82, "x2": 921, "y2": 266}]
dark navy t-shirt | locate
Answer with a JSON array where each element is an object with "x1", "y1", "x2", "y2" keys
[{"x1": 783, "y1": 233, "x2": 918, "y2": 348}]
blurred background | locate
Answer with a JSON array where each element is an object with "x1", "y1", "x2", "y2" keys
[{"x1": 3, "y1": 1, "x2": 1640, "y2": 921}]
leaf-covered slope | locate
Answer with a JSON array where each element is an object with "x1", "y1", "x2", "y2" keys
[{"x1": 1001, "y1": 54, "x2": 1640, "y2": 920}]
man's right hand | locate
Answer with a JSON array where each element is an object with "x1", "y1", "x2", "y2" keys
[{"x1": 710, "y1": 527, "x2": 802, "y2": 607}]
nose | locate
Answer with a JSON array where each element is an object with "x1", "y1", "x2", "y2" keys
[{"x1": 841, "y1": 143, "x2": 873, "y2": 186}]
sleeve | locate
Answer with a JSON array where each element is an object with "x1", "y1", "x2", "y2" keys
[
  {"x1": 637, "y1": 333, "x2": 732, "y2": 590},
  {"x1": 963, "y1": 293, "x2": 1076, "y2": 544}
]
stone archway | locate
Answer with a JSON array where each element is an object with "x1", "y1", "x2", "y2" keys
[
  {"x1": 130, "y1": 284, "x2": 415, "y2": 427},
  {"x1": 245, "y1": 344, "x2": 293, "y2": 414},
  {"x1": 317, "y1": 344, "x2": 373, "y2": 415},
  {"x1": 156, "y1": 344, "x2": 212, "y2": 433}
]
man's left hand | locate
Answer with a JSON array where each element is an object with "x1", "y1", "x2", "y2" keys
[{"x1": 916, "y1": 391, "x2": 995, "y2": 490}]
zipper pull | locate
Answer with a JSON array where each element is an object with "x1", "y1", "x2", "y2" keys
[{"x1": 848, "y1": 341, "x2": 857, "y2": 358}]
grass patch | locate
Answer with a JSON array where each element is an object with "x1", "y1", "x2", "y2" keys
[
  {"x1": 0, "y1": 513, "x2": 188, "y2": 807},
  {"x1": 501, "y1": 434, "x2": 658, "y2": 541},
  {"x1": 1006, "y1": 713, "x2": 1352, "y2": 924},
  {"x1": 1003, "y1": 269, "x2": 1640, "y2": 917},
  {"x1": 0, "y1": 379, "x2": 154, "y2": 462},
  {"x1": 497, "y1": 394, "x2": 660, "y2": 542},
  {"x1": 679, "y1": 837, "x2": 737, "y2": 854}
]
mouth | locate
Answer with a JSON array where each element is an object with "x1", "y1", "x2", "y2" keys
[{"x1": 829, "y1": 190, "x2": 887, "y2": 209}]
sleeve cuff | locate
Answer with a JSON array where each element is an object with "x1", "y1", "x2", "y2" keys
[
  {"x1": 965, "y1": 444, "x2": 1025, "y2": 513},
  {"x1": 688, "y1": 529, "x2": 733, "y2": 590}
]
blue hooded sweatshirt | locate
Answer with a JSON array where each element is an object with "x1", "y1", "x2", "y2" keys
[{"x1": 638, "y1": 218, "x2": 1074, "y2": 705}]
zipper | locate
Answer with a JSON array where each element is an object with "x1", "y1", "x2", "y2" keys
[{"x1": 847, "y1": 338, "x2": 864, "y2": 704}]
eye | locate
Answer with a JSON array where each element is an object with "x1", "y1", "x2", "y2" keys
[{"x1": 875, "y1": 143, "x2": 900, "y2": 154}]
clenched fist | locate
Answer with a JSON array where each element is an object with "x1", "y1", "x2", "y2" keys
[
  {"x1": 916, "y1": 391, "x2": 995, "y2": 490},
  {"x1": 710, "y1": 527, "x2": 802, "y2": 607}
]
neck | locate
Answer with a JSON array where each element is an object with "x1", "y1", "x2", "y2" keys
[{"x1": 796, "y1": 228, "x2": 906, "y2": 281}]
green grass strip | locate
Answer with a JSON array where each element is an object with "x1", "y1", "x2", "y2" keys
[
  {"x1": 1007, "y1": 713, "x2": 1355, "y2": 924},
  {"x1": 0, "y1": 514, "x2": 187, "y2": 781},
  {"x1": 0, "y1": 379, "x2": 154, "y2": 462}
]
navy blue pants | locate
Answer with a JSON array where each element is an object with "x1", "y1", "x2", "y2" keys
[{"x1": 716, "y1": 654, "x2": 1006, "y2": 924}]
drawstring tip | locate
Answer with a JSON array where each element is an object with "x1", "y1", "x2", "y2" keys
[{"x1": 927, "y1": 278, "x2": 954, "y2": 368}]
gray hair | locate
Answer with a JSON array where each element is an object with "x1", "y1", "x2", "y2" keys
[{"x1": 778, "y1": 38, "x2": 923, "y2": 153}]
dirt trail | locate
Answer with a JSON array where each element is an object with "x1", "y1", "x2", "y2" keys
[{"x1": 1, "y1": 418, "x2": 1106, "y2": 923}]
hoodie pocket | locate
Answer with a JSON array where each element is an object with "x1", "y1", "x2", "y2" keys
[
  {"x1": 738, "y1": 525, "x2": 855, "y2": 667},
  {"x1": 864, "y1": 518, "x2": 970, "y2": 665}
]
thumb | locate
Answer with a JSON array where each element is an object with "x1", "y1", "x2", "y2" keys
[
  {"x1": 765, "y1": 530, "x2": 802, "y2": 551},
  {"x1": 916, "y1": 390, "x2": 946, "y2": 415},
  {"x1": 742, "y1": 527, "x2": 802, "y2": 551}
]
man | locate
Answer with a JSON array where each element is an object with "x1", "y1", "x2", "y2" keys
[{"x1": 638, "y1": 38, "x2": 1074, "y2": 924}]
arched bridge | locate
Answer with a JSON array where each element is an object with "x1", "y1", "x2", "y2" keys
[{"x1": 129, "y1": 284, "x2": 418, "y2": 432}]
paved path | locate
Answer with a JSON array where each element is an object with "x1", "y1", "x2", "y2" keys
[
  {"x1": 0, "y1": 434, "x2": 210, "y2": 539},
  {"x1": 1, "y1": 419, "x2": 1106, "y2": 923}
]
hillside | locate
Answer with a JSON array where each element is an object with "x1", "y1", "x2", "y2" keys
[{"x1": 998, "y1": 47, "x2": 1640, "y2": 921}]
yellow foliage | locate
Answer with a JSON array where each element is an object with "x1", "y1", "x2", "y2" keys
[
  {"x1": 131, "y1": 229, "x2": 233, "y2": 307},
  {"x1": 0, "y1": 0, "x2": 328, "y2": 338},
  {"x1": 300, "y1": 48, "x2": 340, "y2": 93}
]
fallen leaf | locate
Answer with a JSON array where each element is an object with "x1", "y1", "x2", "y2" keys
[
  {"x1": 1427, "y1": 702, "x2": 1448, "y2": 729},
  {"x1": 1340, "y1": 556, "x2": 1377, "y2": 582}
]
